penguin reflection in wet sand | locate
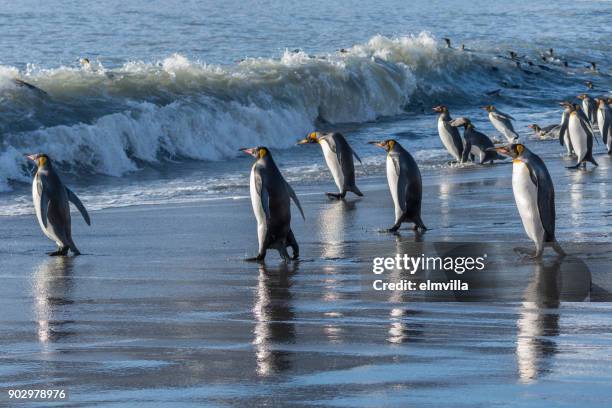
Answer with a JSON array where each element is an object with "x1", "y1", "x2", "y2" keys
[
  {"x1": 450, "y1": 117, "x2": 506, "y2": 164},
  {"x1": 297, "y1": 132, "x2": 363, "y2": 199},
  {"x1": 26, "y1": 154, "x2": 91, "y2": 256},
  {"x1": 482, "y1": 105, "x2": 520, "y2": 142},
  {"x1": 432, "y1": 105, "x2": 464, "y2": 163},
  {"x1": 560, "y1": 102, "x2": 598, "y2": 169},
  {"x1": 368, "y1": 140, "x2": 427, "y2": 233},
  {"x1": 492, "y1": 144, "x2": 565, "y2": 258},
  {"x1": 240, "y1": 147, "x2": 305, "y2": 262}
]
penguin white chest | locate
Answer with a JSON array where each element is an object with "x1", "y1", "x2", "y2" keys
[
  {"x1": 320, "y1": 140, "x2": 344, "y2": 191},
  {"x1": 568, "y1": 116, "x2": 587, "y2": 161},
  {"x1": 249, "y1": 168, "x2": 267, "y2": 251},
  {"x1": 512, "y1": 161, "x2": 544, "y2": 245},
  {"x1": 32, "y1": 178, "x2": 60, "y2": 245},
  {"x1": 386, "y1": 156, "x2": 403, "y2": 222},
  {"x1": 437, "y1": 118, "x2": 460, "y2": 160}
]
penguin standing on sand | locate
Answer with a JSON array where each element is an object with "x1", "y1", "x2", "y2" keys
[
  {"x1": 240, "y1": 146, "x2": 304, "y2": 262},
  {"x1": 563, "y1": 103, "x2": 598, "y2": 169},
  {"x1": 433, "y1": 105, "x2": 464, "y2": 163},
  {"x1": 596, "y1": 98, "x2": 612, "y2": 154},
  {"x1": 482, "y1": 105, "x2": 520, "y2": 142},
  {"x1": 368, "y1": 140, "x2": 427, "y2": 233},
  {"x1": 449, "y1": 117, "x2": 506, "y2": 164},
  {"x1": 26, "y1": 154, "x2": 91, "y2": 256},
  {"x1": 492, "y1": 144, "x2": 565, "y2": 258},
  {"x1": 558, "y1": 102, "x2": 575, "y2": 157},
  {"x1": 577, "y1": 94, "x2": 597, "y2": 125},
  {"x1": 297, "y1": 132, "x2": 363, "y2": 199}
]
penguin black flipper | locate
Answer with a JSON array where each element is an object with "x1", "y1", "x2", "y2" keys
[
  {"x1": 66, "y1": 187, "x2": 91, "y2": 226},
  {"x1": 351, "y1": 148, "x2": 362, "y2": 164},
  {"x1": 525, "y1": 158, "x2": 555, "y2": 242},
  {"x1": 461, "y1": 139, "x2": 472, "y2": 163},
  {"x1": 286, "y1": 183, "x2": 305, "y2": 220}
]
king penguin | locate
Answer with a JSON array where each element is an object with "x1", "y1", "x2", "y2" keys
[
  {"x1": 577, "y1": 94, "x2": 597, "y2": 126},
  {"x1": 482, "y1": 105, "x2": 520, "y2": 142},
  {"x1": 297, "y1": 132, "x2": 363, "y2": 199},
  {"x1": 240, "y1": 146, "x2": 305, "y2": 262},
  {"x1": 558, "y1": 101, "x2": 575, "y2": 157},
  {"x1": 596, "y1": 98, "x2": 612, "y2": 154},
  {"x1": 449, "y1": 117, "x2": 506, "y2": 164},
  {"x1": 492, "y1": 144, "x2": 565, "y2": 258},
  {"x1": 565, "y1": 103, "x2": 598, "y2": 169},
  {"x1": 26, "y1": 154, "x2": 91, "y2": 256},
  {"x1": 368, "y1": 140, "x2": 427, "y2": 233},
  {"x1": 433, "y1": 105, "x2": 464, "y2": 163}
]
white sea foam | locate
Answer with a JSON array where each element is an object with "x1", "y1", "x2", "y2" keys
[{"x1": 0, "y1": 33, "x2": 550, "y2": 193}]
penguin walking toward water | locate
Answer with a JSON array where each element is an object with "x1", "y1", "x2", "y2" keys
[
  {"x1": 561, "y1": 103, "x2": 598, "y2": 169},
  {"x1": 240, "y1": 146, "x2": 304, "y2": 262},
  {"x1": 482, "y1": 105, "x2": 520, "y2": 142},
  {"x1": 433, "y1": 105, "x2": 464, "y2": 163},
  {"x1": 491, "y1": 144, "x2": 565, "y2": 258},
  {"x1": 297, "y1": 132, "x2": 363, "y2": 199},
  {"x1": 368, "y1": 140, "x2": 427, "y2": 233},
  {"x1": 26, "y1": 154, "x2": 91, "y2": 256},
  {"x1": 558, "y1": 102, "x2": 575, "y2": 157},
  {"x1": 595, "y1": 97, "x2": 612, "y2": 154},
  {"x1": 577, "y1": 94, "x2": 597, "y2": 126},
  {"x1": 449, "y1": 117, "x2": 506, "y2": 164}
]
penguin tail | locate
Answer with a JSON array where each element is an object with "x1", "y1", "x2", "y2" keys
[{"x1": 350, "y1": 186, "x2": 364, "y2": 197}]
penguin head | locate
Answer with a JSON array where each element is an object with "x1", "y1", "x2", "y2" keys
[
  {"x1": 528, "y1": 124, "x2": 541, "y2": 132},
  {"x1": 368, "y1": 139, "x2": 396, "y2": 153},
  {"x1": 491, "y1": 143, "x2": 526, "y2": 161},
  {"x1": 297, "y1": 132, "x2": 320, "y2": 145},
  {"x1": 432, "y1": 105, "x2": 448, "y2": 113},
  {"x1": 239, "y1": 146, "x2": 268, "y2": 160},
  {"x1": 449, "y1": 117, "x2": 471, "y2": 128},
  {"x1": 481, "y1": 105, "x2": 495, "y2": 112},
  {"x1": 577, "y1": 94, "x2": 587, "y2": 100},
  {"x1": 25, "y1": 153, "x2": 50, "y2": 168}
]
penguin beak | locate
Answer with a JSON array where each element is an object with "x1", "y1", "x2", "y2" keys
[
  {"x1": 24, "y1": 154, "x2": 37, "y2": 162},
  {"x1": 296, "y1": 138, "x2": 311, "y2": 145},
  {"x1": 367, "y1": 141, "x2": 385, "y2": 148},
  {"x1": 432, "y1": 106, "x2": 441, "y2": 112},
  {"x1": 527, "y1": 125, "x2": 534, "y2": 129},
  {"x1": 480, "y1": 106, "x2": 489, "y2": 111},
  {"x1": 239, "y1": 147, "x2": 257, "y2": 157}
]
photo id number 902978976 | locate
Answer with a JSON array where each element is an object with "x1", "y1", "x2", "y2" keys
[{"x1": 5, "y1": 389, "x2": 68, "y2": 401}]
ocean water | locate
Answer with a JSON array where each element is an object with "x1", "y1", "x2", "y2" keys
[{"x1": 0, "y1": 0, "x2": 611, "y2": 214}]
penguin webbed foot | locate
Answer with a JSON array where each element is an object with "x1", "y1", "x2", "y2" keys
[
  {"x1": 48, "y1": 247, "x2": 69, "y2": 257},
  {"x1": 245, "y1": 254, "x2": 266, "y2": 263},
  {"x1": 325, "y1": 192, "x2": 344, "y2": 200},
  {"x1": 513, "y1": 246, "x2": 542, "y2": 259}
]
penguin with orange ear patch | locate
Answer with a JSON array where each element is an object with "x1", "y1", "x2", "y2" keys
[
  {"x1": 240, "y1": 146, "x2": 304, "y2": 262},
  {"x1": 297, "y1": 132, "x2": 363, "y2": 199},
  {"x1": 26, "y1": 153, "x2": 91, "y2": 256},
  {"x1": 491, "y1": 144, "x2": 565, "y2": 258},
  {"x1": 368, "y1": 139, "x2": 426, "y2": 233}
]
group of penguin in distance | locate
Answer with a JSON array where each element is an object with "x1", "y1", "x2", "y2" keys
[{"x1": 24, "y1": 92, "x2": 611, "y2": 263}]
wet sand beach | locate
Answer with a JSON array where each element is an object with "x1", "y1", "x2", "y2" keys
[{"x1": 2, "y1": 149, "x2": 612, "y2": 407}]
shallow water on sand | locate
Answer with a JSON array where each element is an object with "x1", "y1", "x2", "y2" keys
[{"x1": 1, "y1": 165, "x2": 612, "y2": 406}]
